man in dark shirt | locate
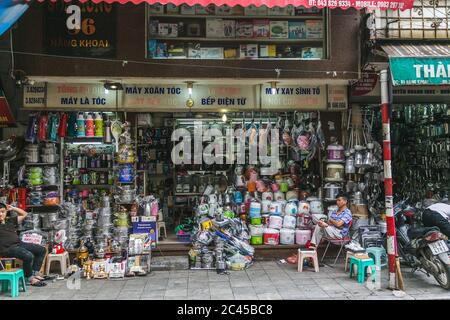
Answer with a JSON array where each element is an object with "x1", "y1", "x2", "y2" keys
[{"x1": 0, "y1": 203, "x2": 47, "y2": 286}]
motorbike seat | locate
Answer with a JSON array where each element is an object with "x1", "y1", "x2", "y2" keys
[{"x1": 407, "y1": 226, "x2": 440, "y2": 239}]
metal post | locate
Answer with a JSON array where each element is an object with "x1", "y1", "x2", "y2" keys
[{"x1": 380, "y1": 69, "x2": 399, "y2": 289}]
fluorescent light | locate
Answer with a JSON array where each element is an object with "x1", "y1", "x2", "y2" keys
[
  {"x1": 71, "y1": 142, "x2": 103, "y2": 145},
  {"x1": 188, "y1": 87, "x2": 193, "y2": 95},
  {"x1": 104, "y1": 89, "x2": 109, "y2": 94},
  {"x1": 222, "y1": 114, "x2": 227, "y2": 122},
  {"x1": 270, "y1": 81, "x2": 277, "y2": 95}
]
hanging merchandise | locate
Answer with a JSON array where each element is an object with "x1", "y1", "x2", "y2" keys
[
  {"x1": 58, "y1": 112, "x2": 68, "y2": 138},
  {"x1": 85, "y1": 113, "x2": 95, "y2": 137},
  {"x1": 326, "y1": 163, "x2": 344, "y2": 181},
  {"x1": 118, "y1": 164, "x2": 134, "y2": 183},
  {"x1": 94, "y1": 113, "x2": 104, "y2": 137},
  {"x1": 47, "y1": 113, "x2": 59, "y2": 142},
  {"x1": 327, "y1": 143, "x2": 345, "y2": 162},
  {"x1": 38, "y1": 113, "x2": 48, "y2": 142},
  {"x1": 76, "y1": 112, "x2": 86, "y2": 137},
  {"x1": 324, "y1": 183, "x2": 342, "y2": 201},
  {"x1": 26, "y1": 114, "x2": 38, "y2": 143},
  {"x1": 67, "y1": 112, "x2": 78, "y2": 138}
]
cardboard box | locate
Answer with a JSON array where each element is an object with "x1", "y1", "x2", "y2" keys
[
  {"x1": 260, "y1": 44, "x2": 277, "y2": 58},
  {"x1": 201, "y1": 47, "x2": 224, "y2": 59},
  {"x1": 166, "y1": 4, "x2": 179, "y2": 14},
  {"x1": 240, "y1": 44, "x2": 258, "y2": 59},
  {"x1": 289, "y1": 21, "x2": 306, "y2": 39},
  {"x1": 306, "y1": 20, "x2": 324, "y2": 38},
  {"x1": 186, "y1": 21, "x2": 203, "y2": 37},
  {"x1": 301, "y1": 47, "x2": 323, "y2": 59},
  {"x1": 148, "y1": 19, "x2": 159, "y2": 36},
  {"x1": 244, "y1": 5, "x2": 268, "y2": 16},
  {"x1": 156, "y1": 42, "x2": 167, "y2": 58},
  {"x1": 270, "y1": 21, "x2": 289, "y2": 38},
  {"x1": 224, "y1": 48, "x2": 238, "y2": 59},
  {"x1": 188, "y1": 43, "x2": 201, "y2": 59},
  {"x1": 236, "y1": 20, "x2": 253, "y2": 38},
  {"x1": 215, "y1": 4, "x2": 233, "y2": 15},
  {"x1": 180, "y1": 4, "x2": 195, "y2": 15},
  {"x1": 195, "y1": 4, "x2": 216, "y2": 15},
  {"x1": 158, "y1": 23, "x2": 178, "y2": 37},
  {"x1": 223, "y1": 20, "x2": 236, "y2": 38},
  {"x1": 148, "y1": 4, "x2": 164, "y2": 14},
  {"x1": 268, "y1": 6, "x2": 295, "y2": 16},
  {"x1": 206, "y1": 19, "x2": 224, "y2": 37},
  {"x1": 253, "y1": 19, "x2": 270, "y2": 38},
  {"x1": 167, "y1": 44, "x2": 186, "y2": 58}
]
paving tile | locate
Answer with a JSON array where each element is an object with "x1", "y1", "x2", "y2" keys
[
  {"x1": 232, "y1": 287, "x2": 256, "y2": 295},
  {"x1": 230, "y1": 280, "x2": 253, "y2": 288},
  {"x1": 165, "y1": 288, "x2": 188, "y2": 297},
  {"x1": 211, "y1": 294, "x2": 234, "y2": 300},
  {"x1": 253, "y1": 286, "x2": 279, "y2": 294},
  {"x1": 257, "y1": 292, "x2": 283, "y2": 300},
  {"x1": 164, "y1": 295, "x2": 188, "y2": 300},
  {"x1": 234, "y1": 294, "x2": 259, "y2": 300},
  {"x1": 188, "y1": 295, "x2": 211, "y2": 300},
  {"x1": 210, "y1": 287, "x2": 233, "y2": 295}
]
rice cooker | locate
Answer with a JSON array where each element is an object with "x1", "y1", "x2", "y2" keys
[
  {"x1": 324, "y1": 183, "x2": 342, "y2": 201},
  {"x1": 286, "y1": 190, "x2": 298, "y2": 201},
  {"x1": 282, "y1": 215, "x2": 296, "y2": 229},
  {"x1": 274, "y1": 191, "x2": 285, "y2": 201},
  {"x1": 284, "y1": 200, "x2": 298, "y2": 216},
  {"x1": 280, "y1": 228, "x2": 295, "y2": 245},
  {"x1": 268, "y1": 215, "x2": 283, "y2": 230},
  {"x1": 262, "y1": 192, "x2": 273, "y2": 201},
  {"x1": 307, "y1": 197, "x2": 323, "y2": 215},
  {"x1": 326, "y1": 164, "x2": 344, "y2": 180},
  {"x1": 327, "y1": 144, "x2": 345, "y2": 162},
  {"x1": 298, "y1": 201, "x2": 310, "y2": 215}
]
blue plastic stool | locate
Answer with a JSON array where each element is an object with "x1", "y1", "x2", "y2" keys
[
  {"x1": 366, "y1": 247, "x2": 387, "y2": 269},
  {"x1": 349, "y1": 256, "x2": 376, "y2": 284},
  {"x1": 0, "y1": 269, "x2": 27, "y2": 297}
]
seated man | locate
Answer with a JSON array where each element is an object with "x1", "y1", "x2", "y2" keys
[
  {"x1": 422, "y1": 201, "x2": 450, "y2": 238},
  {"x1": 287, "y1": 193, "x2": 352, "y2": 264},
  {"x1": 0, "y1": 203, "x2": 47, "y2": 286},
  {"x1": 309, "y1": 193, "x2": 352, "y2": 249}
]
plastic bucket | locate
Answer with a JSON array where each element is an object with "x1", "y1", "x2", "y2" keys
[
  {"x1": 251, "y1": 217, "x2": 262, "y2": 225},
  {"x1": 263, "y1": 229, "x2": 280, "y2": 245},
  {"x1": 280, "y1": 228, "x2": 295, "y2": 245},
  {"x1": 295, "y1": 229, "x2": 312, "y2": 245},
  {"x1": 283, "y1": 215, "x2": 296, "y2": 229},
  {"x1": 251, "y1": 235, "x2": 263, "y2": 245},
  {"x1": 269, "y1": 215, "x2": 283, "y2": 230}
]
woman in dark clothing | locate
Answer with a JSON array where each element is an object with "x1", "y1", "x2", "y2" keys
[{"x1": 0, "y1": 203, "x2": 47, "y2": 286}]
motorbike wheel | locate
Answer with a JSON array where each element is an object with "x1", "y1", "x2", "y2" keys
[{"x1": 432, "y1": 256, "x2": 450, "y2": 290}]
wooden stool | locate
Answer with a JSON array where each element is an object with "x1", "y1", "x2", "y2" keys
[
  {"x1": 45, "y1": 251, "x2": 70, "y2": 276},
  {"x1": 297, "y1": 249, "x2": 319, "y2": 272}
]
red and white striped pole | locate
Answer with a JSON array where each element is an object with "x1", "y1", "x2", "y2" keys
[{"x1": 380, "y1": 69, "x2": 398, "y2": 289}]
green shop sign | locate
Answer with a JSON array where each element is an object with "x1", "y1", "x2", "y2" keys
[{"x1": 390, "y1": 57, "x2": 450, "y2": 86}]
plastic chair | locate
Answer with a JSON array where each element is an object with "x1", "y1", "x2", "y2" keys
[
  {"x1": 349, "y1": 256, "x2": 376, "y2": 283},
  {"x1": 45, "y1": 251, "x2": 70, "y2": 276},
  {"x1": 320, "y1": 220, "x2": 353, "y2": 266},
  {"x1": 297, "y1": 249, "x2": 319, "y2": 272},
  {"x1": 0, "y1": 268, "x2": 26, "y2": 297},
  {"x1": 157, "y1": 210, "x2": 167, "y2": 239},
  {"x1": 366, "y1": 247, "x2": 387, "y2": 269}
]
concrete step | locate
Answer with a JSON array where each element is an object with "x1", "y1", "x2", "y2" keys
[{"x1": 151, "y1": 255, "x2": 189, "y2": 271}]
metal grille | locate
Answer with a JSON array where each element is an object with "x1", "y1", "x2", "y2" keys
[{"x1": 374, "y1": 0, "x2": 450, "y2": 39}]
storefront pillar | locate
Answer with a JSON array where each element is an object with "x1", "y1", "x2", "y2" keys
[{"x1": 380, "y1": 69, "x2": 400, "y2": 290}]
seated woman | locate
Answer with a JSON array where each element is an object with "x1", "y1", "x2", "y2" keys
[{"x1": 0, "y1": 203, "x2": 47, "y2": 286}]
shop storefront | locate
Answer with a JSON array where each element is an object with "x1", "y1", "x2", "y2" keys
[{"x1": 0, "y1": 0, "x2": 416, "y2": 281}]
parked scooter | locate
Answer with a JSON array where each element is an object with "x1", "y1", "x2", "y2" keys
[{"x1": 394, "y1": 200, "x2": 450, "y2": 290}]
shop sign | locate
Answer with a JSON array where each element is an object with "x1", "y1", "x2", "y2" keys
[
  {"x1": 23, "y1": 83, "x2": 119, "y2": 109},
  {"x1": 123, "y1": 84, "x2": 256, "y2": 110},
  {"x1": 327, "y1": 85, "x2": 348, "y2": 110},
  {"x1": 351, "y1": 73, "x2": 378, "y2": 96},
  {"x1": 0, "y1": 88, "x2": 15, "y2": 127},
  {"x1": 390, "y1": 57, "x2": 450, "y2": 86},
  {"x1": 261, "y1": 84, "x2": 327, "y2": 110},
  {"x1": 43, "y1": 1, "x2": 116, "y2": 57}
]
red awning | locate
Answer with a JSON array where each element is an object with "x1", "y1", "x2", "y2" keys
[{"x1": 34, "y1": 0, "x2": 414, "y2": 11}]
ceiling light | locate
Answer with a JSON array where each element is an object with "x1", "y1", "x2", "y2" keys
[
  {"x1": 103, "y1": 82, "x2": 123, "y2": 91},
  {"x1": 186, "y1": 81, "x2": 194, "y2": 96},
  {"x1": 222, "y1": 113, "x2": 227, "y2": 122},
  {"x1": 270, "y1": 81, "x2": 278, "y2": 95}
]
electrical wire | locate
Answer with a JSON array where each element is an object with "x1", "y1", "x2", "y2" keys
[{"x1": 0, "y1": 49, "x2": 380, "y2": 76}]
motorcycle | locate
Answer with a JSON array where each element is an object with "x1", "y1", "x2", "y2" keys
[{"x1": 394, "y1": 200, "x2": 450, "y2": 290}]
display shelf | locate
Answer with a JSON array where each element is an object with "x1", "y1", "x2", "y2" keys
[
  {"x1": 148, "y1": 14, "x2": 324, "y2": 19},
  {"x1": 174, "y1": 193, "x2": 203, "y2": 196},
  {"x1": 64, "y1": 137, "x2": 109, "y2": 144},
  {"x1": 65, "y1": 184, "x2": 113, "y2": 188},
  {"x1": 25, "y1": 162, "x2": 58, "y2": 166},
  {"x1": 65, "y1": 167, "x2": 112, "y2": 172},
  {"x1": 27, "y1": 184, "x2": 60, "y2": 188},
  {"x1": 150, "y1": 37, "x2": 324, "y2": 43},
  {"x1": 26, "y1": 205, "x2": 60, "y2": 208}
]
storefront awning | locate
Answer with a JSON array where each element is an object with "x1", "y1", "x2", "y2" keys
[
  {"x1": 383, "y1": 44, "x2": 450, "y2": 86},
  {"x1": 32, "y1": 0, "x2": 414, "y2": 11},
  {"x1": 0, "y1": 0, "x2": 29, "y2": 36}
]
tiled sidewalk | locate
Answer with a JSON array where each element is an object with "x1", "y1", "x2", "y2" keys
[{"x1": 1, "y1": 260, "x2": 450, "y2": 300}]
